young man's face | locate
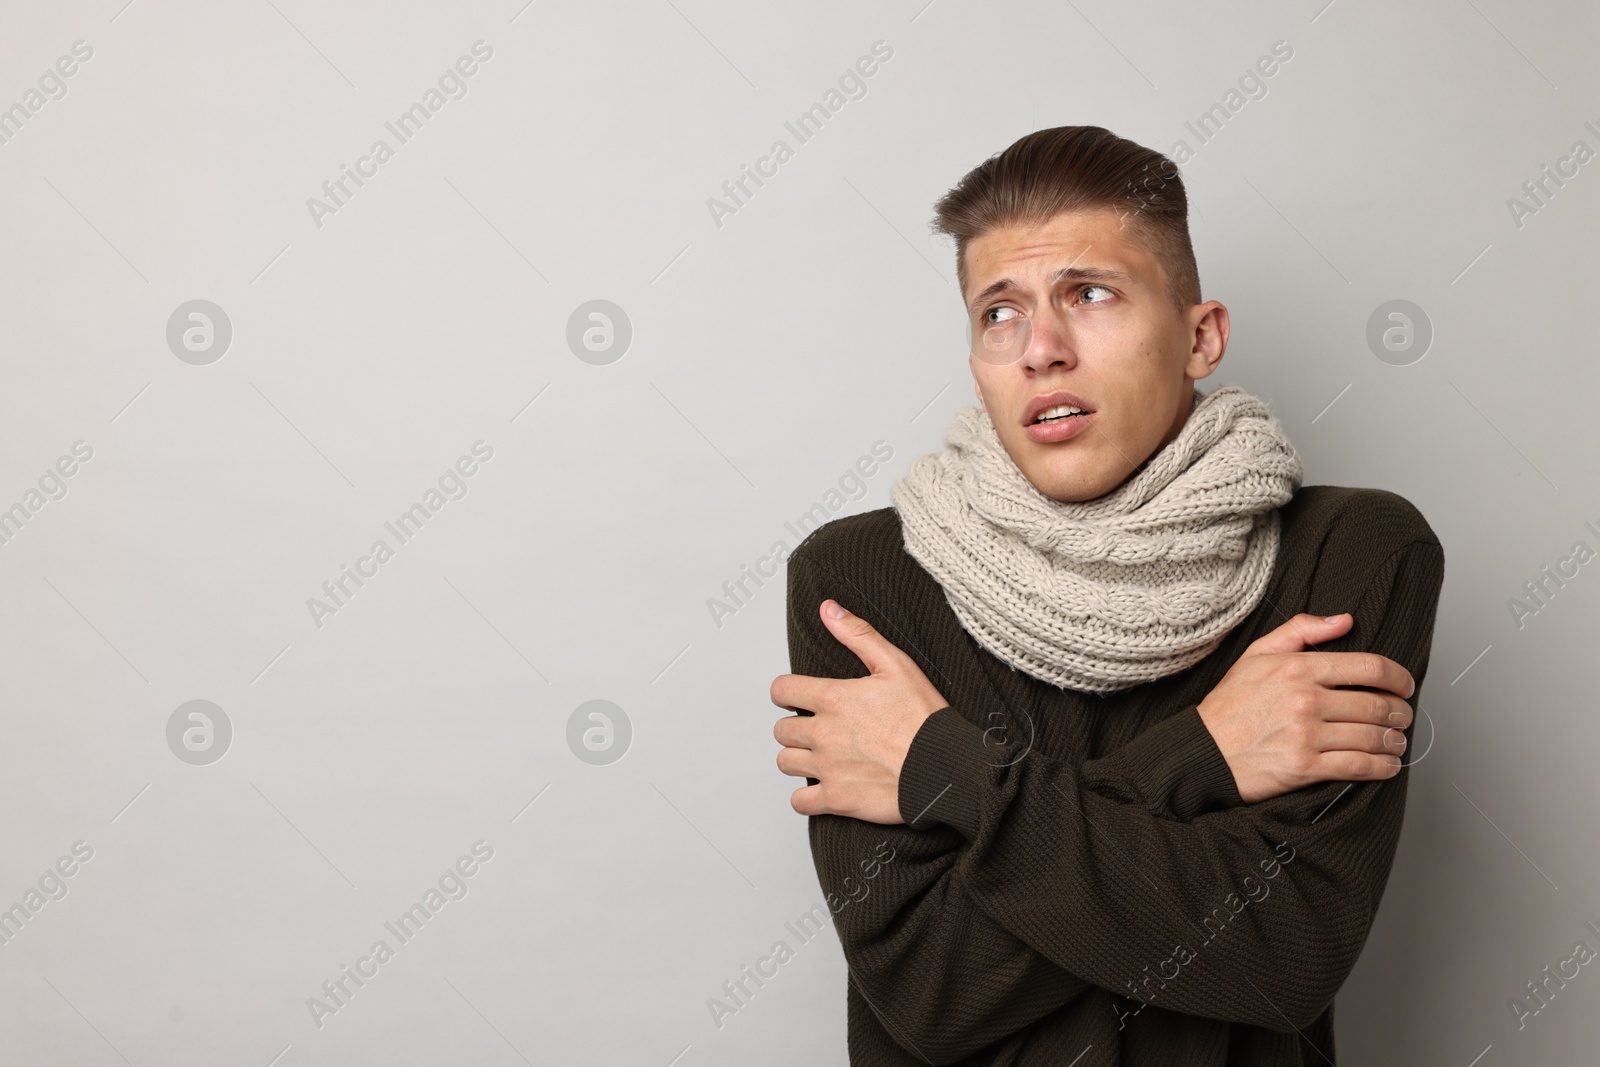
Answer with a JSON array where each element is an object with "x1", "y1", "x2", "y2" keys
[{"x1": 963, "y1": 206, "x2": 1228, "y2": 503}]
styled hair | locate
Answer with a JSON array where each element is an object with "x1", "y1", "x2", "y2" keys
[{"x1": 931, "y1": 126, "x2": 1200, "y2": 313}]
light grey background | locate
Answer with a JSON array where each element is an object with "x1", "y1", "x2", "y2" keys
[{"x1": 0, "y1": 0, "x2": 1596, "y2": 1063}]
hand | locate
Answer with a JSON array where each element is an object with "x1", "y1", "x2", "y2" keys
[
  {"x1": 770, "y1": 599, "x2": 950, "y2": 824},
  {"x1": 1196, "y1": 612, "x2": 1416, "y2": 804}
]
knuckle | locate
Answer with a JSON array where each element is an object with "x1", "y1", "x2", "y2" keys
[
  {"x1": 1285, "y1": 720, "x2": 1316, "y2": 750},
  {"x1": 1286, "y1": 689, "x2": 1319, "y2": 719},
  {"x1": 1327, "y1": 751, "x2": 1364, "y2": 780},
  {"x1": 1282, "y1": 656, "x2": 1313, "y2": 683},
  {"x1": 1287, "y1": 750, "x2": 1318, "y2": 778}
]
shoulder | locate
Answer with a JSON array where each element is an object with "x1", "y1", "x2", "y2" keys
[
  {"x1": 1283, "y1": 485, "x2": 1445, "y2": 597},
  {"x1": 789, "y1": 506, "x2": 907, "y2": 582},
  {"x1": 785, "y1": 506, "x2": 947, "y2": 619},
  {"x1": 1286, "y1": 486, "x2": 1440, "y2": 550}
]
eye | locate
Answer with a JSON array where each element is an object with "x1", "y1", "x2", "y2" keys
[
  {"x1": 983, "y1": 305, "x2": 1022, "y2": 325},
  {"x1": 1079, "y1": 284, "x2": 1115, "y2": 304}
]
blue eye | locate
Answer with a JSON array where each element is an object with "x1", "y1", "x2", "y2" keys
[{"x1": 1080, "y1": 285, "x2": 1114, "y2": 303}]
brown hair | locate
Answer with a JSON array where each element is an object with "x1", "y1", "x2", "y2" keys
[{"x1": 931, "y1": 126, "x2": 1200, "y2": 313}]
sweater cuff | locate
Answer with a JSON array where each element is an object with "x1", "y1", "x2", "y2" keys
[
  {"x1": 1108, "y1": 704, "x2": 1244, "y2": 819},
  {"x1": 897, "y1": 707, "x2": 991, "y2": 839}
]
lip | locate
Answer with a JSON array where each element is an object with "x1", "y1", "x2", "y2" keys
[
  {"x1": 1021, "y1": 390, "x2": 1097, "y2": 444},
  {"x1": 1022, "y1": 389, "x2": 1097, "y2": 426},
  {"x1": 1024, "y1": 408, "x2": 1095, "y2": 444}
]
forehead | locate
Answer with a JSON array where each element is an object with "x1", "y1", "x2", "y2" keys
[{"x1": 963, "y1": 207, "x2": 1158, "y2": 303}]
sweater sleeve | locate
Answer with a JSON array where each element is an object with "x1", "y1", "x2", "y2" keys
[
  {"x1": 788, "y1": 550, "x2": 1097, "y2": 1063},
  {"x1": 793, "y1": 534, "x2": 1445, "y2": 1061}
]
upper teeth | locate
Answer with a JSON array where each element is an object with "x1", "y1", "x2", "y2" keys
[{"x1": 1036, "y1": 405, "x2": 1085, "y2": 421}]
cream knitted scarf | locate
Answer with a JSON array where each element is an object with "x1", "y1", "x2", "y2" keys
[{"x1": 891, "y1": 384, "x2": 1303, "y2": 693}]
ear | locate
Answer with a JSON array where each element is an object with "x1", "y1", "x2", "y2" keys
[{"x1": 1185, "y1": 300, "x2": 1229, "y2": 381}]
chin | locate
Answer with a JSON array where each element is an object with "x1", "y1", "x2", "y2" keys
[{"x1": 1023, "y1": 461, "x2": 1123, "y2": 503}]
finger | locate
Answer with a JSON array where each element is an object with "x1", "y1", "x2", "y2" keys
[
  {"x1": 1320, "y1": 687, "x2": 1414, "y2": 730},
  {"x1": 1309, "y1": 652, "x2": 1417, "y2": 700},
  {"x1": 789, "y1": 782, "x2": 827, "y2": 816},
  {"x1": 1311, "y1": 749, "x2": 1403, "y2": 784},
  {"x1": 1246, "y1": 612, "x2": 1354, "y2": 656},
  {"x1": 769, "y1": 672, "x2": 835, "y2": 713},
  {"x1": 1313, "y1": 722, "x2": 1409, "y2": 756},
  {"x1": 775, "y1": 745, "x2": 818, "y2": 779},
  {"x1": 773, "y1": 714, "x2": 816, "y2": 749},
  {"x1": 818, "y1": 600, "x2": 903, "y2": 675}
]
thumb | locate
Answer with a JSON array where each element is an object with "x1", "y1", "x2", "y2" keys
[
  {"x1": 819, "y1": 600, "x2": 898, "y2": 674},
  {"x1": 1247, "y1": 611, "x2": 1353, "y2": 656}
]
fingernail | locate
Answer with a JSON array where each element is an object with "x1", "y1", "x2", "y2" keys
[
  {"x1": 1389, "y1": 710, "x2": 1405, "y2": 724},
  {"x1": 824, "y1": 600, "x2": 847, "y2": 619},
  {"x1": 1324, "y1": 613, "x2": 1346, "y2": 623}
]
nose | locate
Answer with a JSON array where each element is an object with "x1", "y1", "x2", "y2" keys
[{"x1": 1020, "y1": 306, "x2": 1076, "y2": 373}]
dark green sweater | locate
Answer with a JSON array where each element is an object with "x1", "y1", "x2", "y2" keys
[{"x1": 785, "y1": 485, "x2": 1445, "y2": 1065}]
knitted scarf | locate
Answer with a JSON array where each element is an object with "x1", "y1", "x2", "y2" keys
[{"x1": 891, "y1": 383, "x2": 1303, "y2": 693}]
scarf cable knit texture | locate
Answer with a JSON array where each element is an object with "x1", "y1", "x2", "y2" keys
[{"x1": 891, "y1": 383, "x2": 1304, "y2": 693}]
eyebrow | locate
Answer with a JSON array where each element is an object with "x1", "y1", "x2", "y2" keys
[{"x1": 966, "y1": 265, "x2": 1133, "y2": 316}]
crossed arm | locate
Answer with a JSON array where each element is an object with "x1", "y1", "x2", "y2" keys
[{"x1": 771, "y1": 538, "x2": 1444, "y2": 1063}]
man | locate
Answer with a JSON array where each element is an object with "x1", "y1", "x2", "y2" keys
[{"x1": 769, "y1": 126, "x2": 1444, "y2": 1065}]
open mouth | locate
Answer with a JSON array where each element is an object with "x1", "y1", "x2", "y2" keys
[{"x1": 1032, "y1": 405, "x2": 1090, "y2": 425}]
